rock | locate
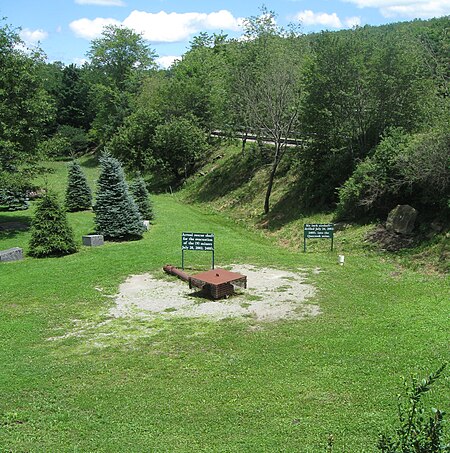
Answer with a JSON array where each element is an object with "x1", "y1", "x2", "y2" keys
[
  {"x1": 143, "y1": 220, "x2": 150, "y2": 231},
  {"x1": 82, "y1": 235, "x2": 104, "y2": 246},
  {"x1": 386, "y1": 205, "x2": 417, "y2": 234},
  {"x1": 0, "y1": 247, "x2": 23, "y2": 262}
]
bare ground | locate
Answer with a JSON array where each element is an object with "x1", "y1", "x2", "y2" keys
[{"x1": 110, "y1": 264, "x2": 319, "y2": 322}]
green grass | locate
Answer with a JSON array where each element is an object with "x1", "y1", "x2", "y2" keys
[{"x1": 0, "y1": 159, "x2": 449, "y2": 451}]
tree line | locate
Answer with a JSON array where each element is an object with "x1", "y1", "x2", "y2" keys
[{"x1": 0, "y1": 10, "x2": 448, "y2": 221}]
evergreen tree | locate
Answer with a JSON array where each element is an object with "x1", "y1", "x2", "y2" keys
[
  {"x1": 94, "y1": 153, "x2": 144, "y2": 239},
  {"x1": 129, "y1": 176, "x2": 154, "y2": 221},
  {"x1": 65, "y1": 161, "x2": 92, "y2": 212},
  {"x1": 28, "y1": 192, "x2": 77, "y2": 257}
]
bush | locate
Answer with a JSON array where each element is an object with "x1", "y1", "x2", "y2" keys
[
  {"x1": 129, "y1": 176, "x2": 154, "y2": 221},
  {"x1": 378, "y1": 364, "x2": 449, "y2": 452},
  {"x1": 65, "y1": 161, "x2": 92, "y2": 212},
  {"x1": 335, "y1": 129, "x2": 450, "y2": 221},
  {"x1": 93, "y1": 153, "x2": 144, "y2": 239},
  {"x1": 38, "y1": 126, "x2": 90, "y2": 159},
  {"x1": 28, "y1": 192, "x2": 77, "y2": 257}
]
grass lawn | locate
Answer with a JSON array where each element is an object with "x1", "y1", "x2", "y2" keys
[{"x1": 0, "y1": 160, "x2": 448, "y2": 451}]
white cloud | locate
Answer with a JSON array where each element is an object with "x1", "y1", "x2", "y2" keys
[
  {"x1": 70, "y1": 9, "x2": 244, "y2": 42},
  {"x1": 70, "y1": 17, "x2": 121, "y2": 39},
  {"x1": 75, "y1": 0, "x2": 125, "y2": 6},
  {"x1": 73, "y1": 57, "x2": 89, "y2": 66},
  {"x1": 156, "y1": 55, "x2": 180, "y2": 69},
  {"x1": 20, "y1": 28, "x2": 48, "y2": 43},
  {"x1": 345, "y1": 16, "x2": 362, "y2": 26},
  {"x1": 294, "y1": 10, "x2": 362, "y2": 28},
  {"x1": 343, "y1": 0, "x2": 450, "y2": 18}
]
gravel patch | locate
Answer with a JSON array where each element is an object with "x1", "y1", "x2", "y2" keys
[{"x1": 111, "y1": 264, "x2": 319, "y2": 322}]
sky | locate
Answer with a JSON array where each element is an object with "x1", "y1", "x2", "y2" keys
[{"x1": 1, "y1": 0, "x2": 449, "y2": 68}]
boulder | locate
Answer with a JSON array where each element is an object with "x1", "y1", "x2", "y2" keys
[
  {"x1": 0, "y1": 247, "x2": 23, "y2": 262},
  {"x1": 386, "y1": 205, "x2": 417, "y2": 234},
  {"x1": 82, "y1": 235, "x2": 104, "y2": 246}
]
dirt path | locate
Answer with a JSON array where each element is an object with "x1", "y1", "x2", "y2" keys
[{"x1": 111, "y1": 264, "x2": 320, "y2": 322}]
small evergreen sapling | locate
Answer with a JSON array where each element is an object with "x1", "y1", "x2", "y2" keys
[
  {"x1": 94, "y1": 153, "x2": 144, "y2": 239},
  {"x1": 65, "y1": 161, "x2": 92, "y2": 211},
  {"x1": 28, "y1": 192, "x2": 77, "y2": 257},
  {"x1": 130, "y1": 176, "x2": 154, "y2": 221}
]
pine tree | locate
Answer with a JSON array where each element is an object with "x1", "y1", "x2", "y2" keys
[
  {"x1": 129, "y1": 176, "x2": 154, "y2": 221},
  {"x1": 93, "y1": 153, "x2": 144, "y2": 239},
  {"x1": 28, "y1": 192, "x2": 77, "y2": 257},
  {"x1": 65, "y1": 161, "x2": 92, "y2": 212}
]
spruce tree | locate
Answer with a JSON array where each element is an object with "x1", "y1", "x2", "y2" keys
[
  {"x1": 129, "y1": 176, "x2": 154, "y2": 221},
  {"x1": 94, "y1": 153, "x2": 144, "y2": 239},
  {"x1": 65, "y1": 161, "x2": 92, "y2": 212},
  {"x1": 28, "y1": 192, "x2": 77, "y2": 257}
]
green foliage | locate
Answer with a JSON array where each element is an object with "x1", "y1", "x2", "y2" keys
[
  {"x1": 93, "y1": 153, "x2": 144, "y2": 239},
  {"x1": 86, "y1": 25, "x2": 157, "y2": 146},
  {"x1": 106, "y1": 108, "x2": 161, "y2": 172},
  {"x1": 154, "y1": 116, "x2": 208, "y2": 184},
  {"x1": 0, "y1": 187, "x2": 29, "y2": 211},
  {"x1": 0, "y1": 21, "x2": 55, "y2": 190},
  {"x1": 65, "y1": 161, "x2": 92, "y2": 212},
  {"x1": 378, "y1": 364, "x2": 449, "y2": 452},
  {"x1": 129, "y1": 176, "x2": 154, "y2": 221},
  {"x1": 300, "y1": 25, "x2": 437, "y2": 207},
  {"x1": 28, "y1": 192, "x2": 77, "y2": 257},
  {"x1": 336, "y1": 129, "x2": 450, "y2": 221}
]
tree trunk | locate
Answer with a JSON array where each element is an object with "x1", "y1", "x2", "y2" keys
[{"x1": 264, "y1": 144, "x2": 282, "y2": 215}]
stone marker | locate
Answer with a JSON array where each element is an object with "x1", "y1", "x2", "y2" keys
[
  {"x1": 143, "y1": 220, "x2": 150, "y2": 231},
  {"x1": 0, "y1": 247, "x2": 23, "y2": 262},
  {"x1": 386, "y1": 205, "x2": 417, "y2": 234},
  {"x1": 82, "y1": 234, "x2": 104, "y2": 246}
]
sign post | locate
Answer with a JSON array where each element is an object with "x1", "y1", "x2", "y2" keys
[
  {"x1": 303, "y1": 223, "x2": 334, "y2": 252},
  {"x1": 181, "y1": 232, "x2": 215, "y2": 269}
]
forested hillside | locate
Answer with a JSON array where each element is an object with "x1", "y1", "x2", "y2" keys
[{"x1": 1, "y1": 11, "x2": 449, "y2": 229}]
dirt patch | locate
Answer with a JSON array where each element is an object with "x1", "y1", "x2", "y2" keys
[{"x1": 111, "y1": 264, "x2": 319, "y2": 322}]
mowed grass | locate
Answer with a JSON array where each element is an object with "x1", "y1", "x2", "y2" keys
[{"x1": 0, "y1": 161, "x2": 449, "y2": 452}]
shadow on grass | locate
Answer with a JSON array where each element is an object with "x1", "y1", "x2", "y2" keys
[
  {"x1": 80, "y1": 155, "x2": 99, "y2": 169},
  {"x1": 190, "y1": 150, "x2": 270, "y2": 203},
  {"x1": 0, "y1": 214, "x2": 31, "y2": 240}
]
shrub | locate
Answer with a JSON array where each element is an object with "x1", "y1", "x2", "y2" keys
[
  {"x1": 28, "y1": 192, "x2": 77, "y2": 257},
  {"x1": 335, "y1": 129, "x2": 450, "y2": 221},
  {"x1": 65, "y1": 161, "x2": 92, "y2": 212},
  {"x1": 93, "y1": 153, "x2": 144, "y2": 239},
  {"x1": 378, "y1": 363, "x2": 449, "y2": 452},
  {"x1": 129, "y1": 176, "x2": 154, "y2": 221}
]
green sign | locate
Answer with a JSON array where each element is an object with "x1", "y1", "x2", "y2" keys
[
  {"x1": 303, "y1": 224, "x2": 334, "y2": 251},
  {"x1": 181, "y1": 232, "x2": 215, "y2": 268}
]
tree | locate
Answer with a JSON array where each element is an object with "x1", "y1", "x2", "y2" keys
[
  {"x1": 105, "y1": 108, "x2": 161, "y2": 172},
  {"x1": 86, "y1": 25, "x2": 157, "y2": 146},
  {"x1": 228, "y1": 8, "x2": 306, "y2": 214},
  {"x1": 65, "y1": 161, "x2": 92, "y2": 212},
  {"x1": 93, "y1": 153, "x2": 144, "y2": 239},
  {"x1": 28, "y1": 192, "x2": 77, "y2": 258},
  {"x1": 130, "y1": 176, "x2": 154, "y2": 221},
  {"x1": 153, "y1": 116, "x2": 208, "y2": 184},
  {"x1": 0, "y1": 22, "x2": 55, "y2": 192}
]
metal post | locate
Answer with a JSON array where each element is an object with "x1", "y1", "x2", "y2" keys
[
  {"x1": 303, "y1": 237, "x2": 306, "y2": 252},
  {"x1": 212, "y1": 250, "x2": 215, "y2": 269},
  {"x1": 182, "y1": 250, "x2": 184, "y2": 270},
  {"x1": 331, "y1": 236, "x2": 334, "y2": 251}
]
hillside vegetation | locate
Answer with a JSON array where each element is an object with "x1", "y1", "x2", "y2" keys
[{"x1": 1, "y1": 13, "x2": 449, "y2": 232}]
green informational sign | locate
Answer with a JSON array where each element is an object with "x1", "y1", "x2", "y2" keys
[
  {"x1": 181, "y1": 232, "x2": 215, "y2": 268},
  {"x1": 303, "y1": 223, "x2": 334, "y2": 251}
]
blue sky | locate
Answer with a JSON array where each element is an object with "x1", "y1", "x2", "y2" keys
[{"x1": 1, "y1": 0, "x2": 449, "y2": 68}]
